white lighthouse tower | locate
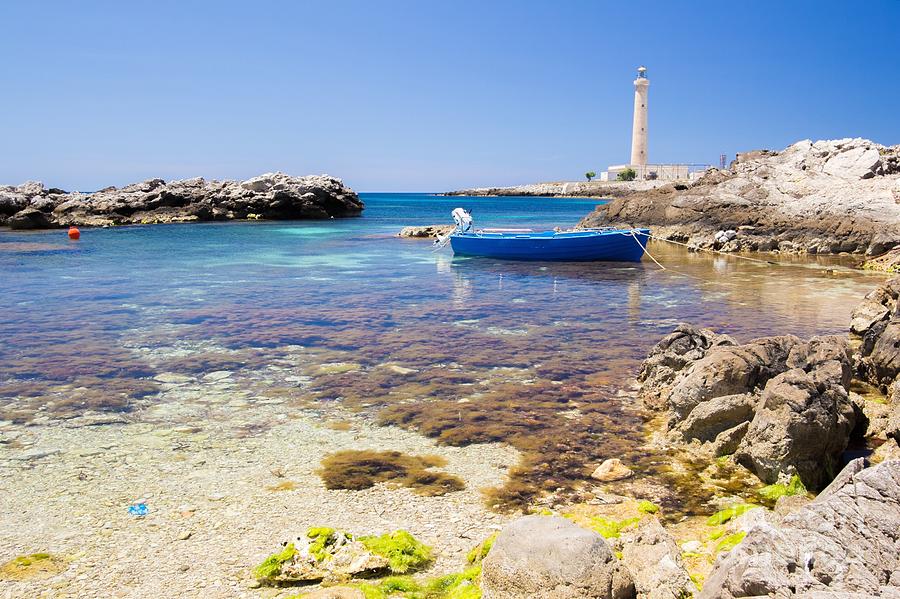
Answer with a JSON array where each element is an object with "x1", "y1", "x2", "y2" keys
[
  {"x1": 630, "y1": 66, "x2": 649, "y2": 166},
  {"x1": 605, "y1": 66, "x2": 690, "y2": 181}
]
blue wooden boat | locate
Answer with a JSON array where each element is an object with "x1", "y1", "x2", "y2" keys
[{"x1": 437, "y1": 209, "x2": 650, "y2": 262}]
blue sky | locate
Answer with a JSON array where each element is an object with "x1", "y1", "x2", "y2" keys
[{"x1": 1, "y1": 0, "x2": 898, "y2": 192}]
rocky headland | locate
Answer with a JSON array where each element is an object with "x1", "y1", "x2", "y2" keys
[
  {"x1": 579, "y1": 138, "x2": 900, "y2": 256},
  {"x1": 0, "y1": 172, "x2": 363, "y2": 230}
]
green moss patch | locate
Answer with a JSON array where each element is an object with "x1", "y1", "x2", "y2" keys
[
  {"x1": 757, "y1": 475, "x2": 807, "y2": 503},
  {"x1": 359, "y1": 530, "x2": 433, "y2": 574},
  {"x1": 320, "y1": 450, "x2": 465, "y2": 496},
  {"x1": 637, "y1": 500, "x2": 660, "y2": 514},
  {"x1": 253, "y1": 543, "x2": 297, "y2": 580},
  {"x1": 297, "y1": 565, "x2": 481, "y2": 599},
  {"x1": 589, "y1": 516, "x2": 641, "y2": 539},
  {"x1": 0, "y1": 552, "x2": 67, "y2": 581},
  {"x1": 465, "y1": 533, "x2": 497, "y2": 565},
  {"x1": 705, "y1": 503, "x2": 757, "y2": 526},
  {"x1": 715, "y1": 531, "x2": 746, "y2": 553},
  {"x1": 425, "y1": 565, "x2": 482, "y2": 599}
]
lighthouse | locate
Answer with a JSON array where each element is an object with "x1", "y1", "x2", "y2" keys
[{"x1": 630, "y1": 66, "x2": 649, "y2": 166}]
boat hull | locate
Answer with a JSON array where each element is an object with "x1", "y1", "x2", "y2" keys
[{"x1": 449, "y1": 229, "x2": 650, "y2": 262}]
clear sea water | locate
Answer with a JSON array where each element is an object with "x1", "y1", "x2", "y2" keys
[{"x1": 0, "y1": 192, "x2": 886, "y2": 508}]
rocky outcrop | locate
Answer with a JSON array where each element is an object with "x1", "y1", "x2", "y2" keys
[
  {"x1": 700, "y1": 459, "x2": 900, "y2": 598},
  {"x1": 578, "y1": 138, "x2": 900, "y2": 255},
  {"x1": 0, "y1": 172, "x2": 363, "y2": 230},
  {"x1": 733, "y1": 360, "x2": 856, "y2": 489},
  {"x1": 864, "y1": 246, "x2": 900, "y2": 273},
  {"x1": 618, "y1": 519, "x2": 697, "y2": 599},
  {"x1": 398, "y1": 225, "x2": 454, "y2": 238},
  {"x1": 481, "y1": 515, "x2": 635, "y2": 599},
  {"x1": 637, "y1": 324, "x2": 736, "y2": 411},
  {"x1": 640, "y1": 327, "x2": 857, "y2": 490},
  {"x1": 850, "y1": 276, "x2": 900, "y2": 449},
  {"x1": 852, "y1": 277, "x2": 900, "y2": 391}
]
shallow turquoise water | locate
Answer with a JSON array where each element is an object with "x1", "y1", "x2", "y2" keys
[
  {"x1": 0, "y1": 191, "x2": 888, "y2": 509},
  {"x1": 0, "y1": 192, "x2": 883, "y2": 421},
  {"x1": 0, "y1": 192, "x2": 886, "y2": 466}
]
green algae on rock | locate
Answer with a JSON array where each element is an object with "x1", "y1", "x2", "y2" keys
[
  {"x1": 358, "y1": 530, "x2": 433, "y2": 574},
  {"x1": 319, "y1": 450, "x2": 465, "y2": 496},
  {"x1": 637, "y1": 500, "x2": 660, "y2": 514},
  {"x1": 0, "y1": 552, "x2": 67, "y2": 581},
  {"x1": 302, "y1": 565, "x2": 482, "y2": 599},
  {"x1": 757, "y1": 474, "x2": 807, "y2": 503},
  {"x1": 254, "y1": 528, "x2": 432, "y2": 586},
  {"x1": 254, "y1": 542, "x2": 298, "y2": 580},
  {"x1": 465, "y1": 533, "x2": 497, "y2": 565},
  {"x1": 588, "y1": 515, "x2": 641, "y2": 539},
  {"x1": 705, "y1": 503, "x2": 758, "y2": 526},
  {"x1": 714, "y1": 531, "x2": 747, "y2": 553}
]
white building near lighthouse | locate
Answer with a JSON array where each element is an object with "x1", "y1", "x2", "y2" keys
[{"x1": 603, "y1": 66, "x2": 704, "y2": 182}]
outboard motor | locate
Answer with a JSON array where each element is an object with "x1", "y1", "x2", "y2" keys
[{"x1": 451, "y1": 208, "x2": 474, "y2": 233}]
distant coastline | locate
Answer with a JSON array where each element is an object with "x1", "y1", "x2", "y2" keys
[{"x1": 443, "y1": 180, "x2": 666, "y2": 199}]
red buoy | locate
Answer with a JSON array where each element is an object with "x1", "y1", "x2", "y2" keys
[{"x1": 68, "y1": 227, "x2": 80, "y2": 240}]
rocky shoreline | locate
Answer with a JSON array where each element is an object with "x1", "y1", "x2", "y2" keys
[
  {"x1": 473, "y1": 275, "x2": 900, "y2": 598},
  {"x1": 0, "y1": 172, "x2": 363, "y2": 230},
  {"x1": 579, "y1": 138, "x2": 900, "y2": 256}
]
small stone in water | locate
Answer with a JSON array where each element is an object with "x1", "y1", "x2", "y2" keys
[{"x1": 590, "y1": 458, "x2": 634, "y2": 482}]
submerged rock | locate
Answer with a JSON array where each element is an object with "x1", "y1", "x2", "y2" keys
[
  {"x1": 481, "y1": 515, "x2": 635, "y2": 599},
  {"x1": 0, "y1": 172, "x2": 362, "y2": 229},
  {"x1": 700, "y1": 459, "x2": 900, "y2": 598},
  {"x1": 590, "y1": 458, "x2": 634, "y2": 482},
  {"x1": 398, "y1": 225, "x2": 454, "y2": 238},
  {"x1": 578, "y1": 138, "x2": 900, "y2": 255}
]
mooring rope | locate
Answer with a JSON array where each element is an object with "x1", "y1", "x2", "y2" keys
[{"x1": 625, "y1": 230, "x2": 665, "y2": 270}]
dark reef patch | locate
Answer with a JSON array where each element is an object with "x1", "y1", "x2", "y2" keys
[{"x1": 319, "y1": 450, "x2": 465, "y2": 496}]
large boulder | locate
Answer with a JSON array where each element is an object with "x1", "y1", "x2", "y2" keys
[
  {"x1": 637, "y1": 324, "x2": 736, "y2": 411},
  {"x1": 0, "y1": 191, "x2": 28, "y2": 216},
  {"x1": 618, "y1": 518, "x2": 697, "y2": 599},
  {"x1": 8, "y1": 207, "x2": 53, "y2": 230},
  {"x1": 664, "y1": 335, "x2": 801, "y2": 426},
  {"x1": 700, "y1": 459, "x2": 900, "y2": 598},
  {"x1": 822, "y1": 145, "x2": 882, "y2": 179},
  {"x1": 734, "y1": 362, "x2": 856, "y2": 489},
  {"x1": 481, "y1": 516, "x2": 635, "y2": 599}
]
